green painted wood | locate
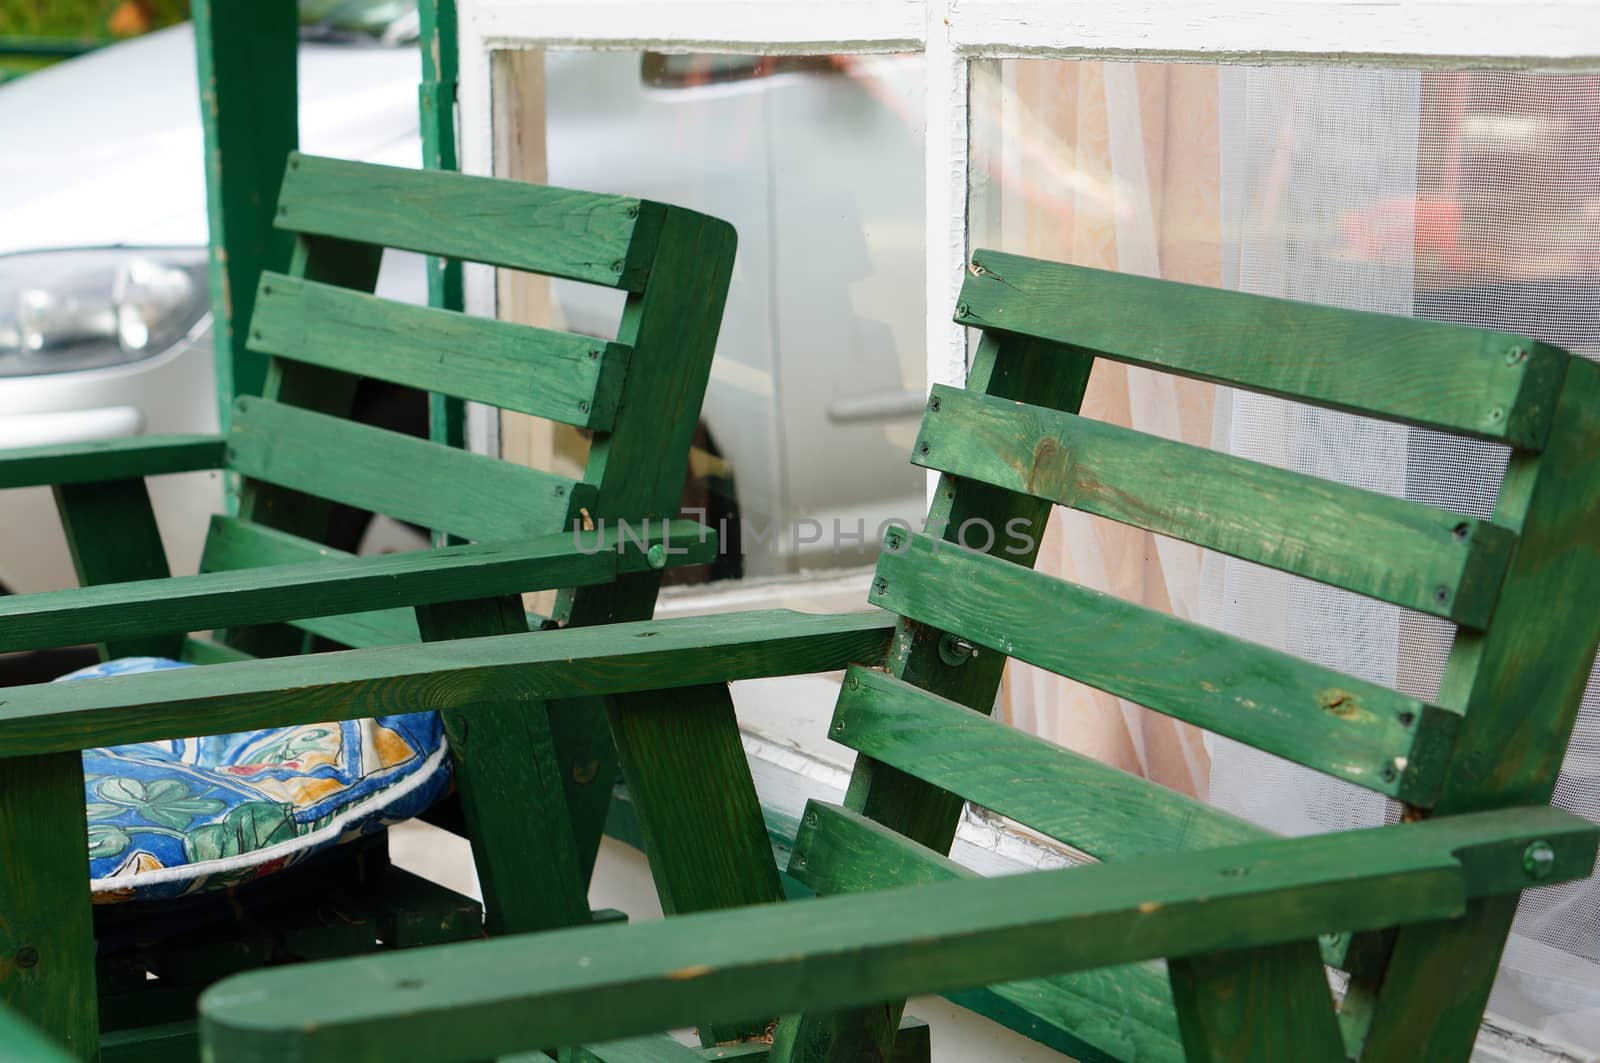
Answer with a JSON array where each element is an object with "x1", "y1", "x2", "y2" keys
[
  {"x1": 228, "y1": 396, "x2": 596, "y2": 544},
  {"x1": 915, "y1": 385, "x2": 1516, "y2": 627},
  {"x1": 100, "y1": 1020, "x2": 197, "y2": 1063},
  {"x1": 198, "y1": 516, "x2": 423, "y2": 647},
  {"x1": 374, "y1": 866, "x2": 483, "y2": 949},
  {"x1": 52, "y1": 479, "x2": 185, "y2": 660},
  {"x1": 787, "y1": 802, "x2": 1183, "y2": 1063},
  {"x1": 180, "y1": 637, "x2": 257, "y2": 665},
  {"x1": 578, "y1": 1036, "x2": 707, "y2": 1062},
  {"x1": 0, "y1": 522, "x2": 708, "y2": 654},
  {"x1": 0, "y1": 435, "x2": 224, "y2": 489},
  {"x1": 1167, "y1": 941, "x2": 1344, "y2": 1062},
  {"x1": 551, "y1": 203, "x2": 738, "y2": 883},
  {"x1": 686, "y1": 1016, "x2": 929, "y2": 1061},
  {"x1": 0, "y1": 1002, "x2": 76, "y2": 1062},
  {"x1": 191, "y1": 0, "x2": 297, "y2": 418},
  {"x1": 773, "y1": 331, "x2": 1096, "y2": 1063},
  {"x1": 871, "y1": 531, "x2": 1460, "y2": 805},
  {"x1": 606, "y1": 684, "x2": 786, "y2": 1044},
  {"x1": 958, "y1": 251, "x2": 1566, "y2": 450},
  {"x1": 195, "y1": 806, "x2": 1595, "y2": 1063},
  {"x1": 277, "y1": 153, "x2": 662, "y2": 292},
  {"x1": 0, "y1": 610, "x2": 895, "y2": 757},
  {"x1": 831, "y1": 666, "x2": 1267, "y2": 859},
  {"x1": 1358, "y1": 359, "x2": 1600, "y2": 1060},
  {"x1": 250, "y1": 274, "x2": 632, "y2": 430},
  {"x1": 417, "y1": 0, "x2": 466, "y2": 466},
  {"x1": 0, "y1": 753, "x2": 97, "y2": 1059},
  {"x1": 417, "y1": 595, "x2": 592, "y2": 936}
]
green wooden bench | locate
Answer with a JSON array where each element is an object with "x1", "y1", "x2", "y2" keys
[
  {"x1": 9, "y1": 253, "x2": 1598, "y2": 1062},
  {"x1": 0, "y1": 151, "x2": 740, "y2": 1060}
]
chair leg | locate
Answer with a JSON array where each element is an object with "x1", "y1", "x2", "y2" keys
[
  {"x1": 1168, "y1": 940, "x2": 1344, "y2": 1063},
  {"x1": 0, "y1": 752, "x2": 99, "y2": 1058},
  {"x1": 417, "y1": 596, "x2": 590, "y2": 935}
]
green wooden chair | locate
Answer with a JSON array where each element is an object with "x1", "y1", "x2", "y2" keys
[
  {"x1": 9, "y1": 253, "x2": 1598, "y2": 1062},
  {"x1": 0, "y1": 151, "x2": 739, "y2": 1060}
]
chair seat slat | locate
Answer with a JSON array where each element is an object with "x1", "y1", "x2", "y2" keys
[
  {"x1": 250, "y1": 275, "x2": 631, "y2": 431},
  {"x1": 832, "y1": 666, "x2": 1267, "y2": 860},
  {"x1": 871, "y1": 532, "x2": 1460, "y2": 805},
  {"x1": 959, "y1": 252, "x2": 1566, "y2": 450},
  {"x1": 916, "y1": 385, "x2": 1516, "y2": 627},
  {"x1": 228, "y1": 398, "x2": 594, "y2": 544}
]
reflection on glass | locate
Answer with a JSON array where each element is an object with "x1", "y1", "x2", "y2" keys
[{"x1": 540, "y1": 50, "x2": 927, "y2": 582}]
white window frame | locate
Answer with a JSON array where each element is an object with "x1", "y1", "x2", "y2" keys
[{"x1": 456, "y1": 5, "x2": 1600, "y2": 1055}]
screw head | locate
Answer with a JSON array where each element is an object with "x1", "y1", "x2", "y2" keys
[
  {"x1": 1506, "y1": 346, "x2": 1527, "y2": 366},
  {"x1": 955, "y1": 302, "x2": 971, "y2": 319},
  {"x1": 646, "y1": 543, "x2": 667, "y2": 569},
  {"x1": 1523, "y1": 840, "x2": 1557, "y2": 881},
  {"x1": 15, "y1": 946, "x2": 38, "y2": 969}
]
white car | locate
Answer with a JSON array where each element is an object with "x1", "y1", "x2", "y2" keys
[{"x1": 0, "y1": 10, "x2": 925, "y2": 605}]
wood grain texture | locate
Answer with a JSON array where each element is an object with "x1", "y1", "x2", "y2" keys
[
  {"x1": 249, "y1": 274, "x2": 630, "y2": 430},
  {"x1": 1167, "y1": 941, "x2": 1344, "y2": 1062},
  {"x1": 195, "y1": 806, "x2": 1596, "y2": 1063},
  {"x1": 0, "y1": 753, "x2": 97, "y2": 1058},
  {"x1": 1358, "y1": 361, "x2": 1600, "y2": 1060},
  {"x1": 0, "y1": 610, "x2": 896, "y2": 757},
  {"x1": 915, "y1": 384, "x2": 1516, "y2": 627},
  {"x1": 788, "y1": 802, "x2": 1183, "y2": 1063},
  {"x1": 52, "y1": 479, "x2": 185, "y2": 660},
  {"x1": 959, "y1": 251, "x2": 1567, "y2": 450},
  {"x1": 831, "y1": 666, "x2": 1267, "y2": 859},
  {"x1": 553, "y1": 203, "x2": 739, "y2": 880},
  {"x1": 228, "y1": 396, "x2": 596, "y2": 544},
  {"x1": 872, "y1": 532, "x2": 1459, "y2": 805},
  {"x1": 0, "y1": 522, "x2": 709, "y2": 654},
  {"x1": 276, "y1": 153, "x2": 661, "y2": 291},
  {"x1": 774, "y1": 332, "x2": 1096, "y2": 1062},
  {"x1": 0, "y1": 435, "x2": 224, "y2": 489},
  {"x1": 417, "y1": 596, "x2": 591, "y2": 936}
]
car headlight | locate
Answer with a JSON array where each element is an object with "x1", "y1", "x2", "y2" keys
[{"x1": 0, "y1": 248, "x2": 211, "y2": 378}]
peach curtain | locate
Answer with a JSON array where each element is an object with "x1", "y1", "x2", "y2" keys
[{"x1": 974, "y1": 62, "x2": 1223, "y2": 798}]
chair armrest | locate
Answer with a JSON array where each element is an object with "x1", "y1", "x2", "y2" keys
[
  {"x1": 195, "y1": 806, "x2": 1595, "y2": 1063},
  {"x1": 0, "y1": 435, "x2": 226, "y2": 489},
  {"x1": 0, "y1": 520, "x2": 713, "y2": 655},
  {"x1": 0, "y1": 609, "x2": 896, "y2": 756}
]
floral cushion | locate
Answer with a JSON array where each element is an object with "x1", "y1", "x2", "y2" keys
[{"x1": 63, "y1": 657, "x2": 451, "y2": 904}]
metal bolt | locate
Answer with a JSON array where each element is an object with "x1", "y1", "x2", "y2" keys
[
  {"x1": 872, "y1": 578, "x2": 889, "y2": 597},
  {"x1": 833, "y1": 720, "x2": 846, "y2": 735},
  {"x1": 610, "y1": 260, "x2": 625, "y2": 273},
  {"x1": 917, "y1": 442, "x2": 931, "y2": 456},
  {"x1": 1487, "y1": 405, "x2": 1505, "y2": 423},
  {"x1": 955, "y1": 302, "x2": 971, "y2": 319},
  {"x1": 1397, "y1": 711, "x2": 1416, "y2": 728},
  {"x1": 578, "y1": 400, "x2": 590, "y2": 414},
  {"x1": 626, "y1": 205, "x2": 639, "y2": 218},
  {"x1": 15, "y1": 946, "x2": 38, "y2": 969},
  {"x1": 805, "y1": 810, "x2": 819, "y2": 828},
  {"x1": 1523, "y1": 840, "x2": 1557, "y2": 881},
  {"x1": 792, "y1": 855, "x2": 808, "y2": 870},
  {"x1": 846, "y1": 674, "x2": 860, "y2": 690},
  {"x1": 646, "y1": 543, "x2": 667, "y2": 569},
  {"x1": 1506, "y1": 346, "x2": 1527, "y2": 366},
  {"x1": 588, "y1": 348, "x2": 600, "y2": 359},
  {"x1": 1433, "y1": 585, "x2": 1451, "y2": 605},
  {"x1": 1381, "y1": 762, "x2": 1399, "y2": 783},
  {"x1": 939, "y1": 632, "x2": 978, "y2": 667},
  {"x1": 929, "y1": 396, "x2": 941, "y2": 413}
]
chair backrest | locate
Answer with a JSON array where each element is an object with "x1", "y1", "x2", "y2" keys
[
  {"x1": 783, "y1": 251, "x2": 1600, "y2": 1060},
  {"x1": 203, "y1": 152, "x2": 736, "y2": 652}
]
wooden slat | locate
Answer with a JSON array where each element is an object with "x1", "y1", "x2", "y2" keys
[
  {"x1": 249, "y1": 274, "x2": 631, "y2": 430},
  {"x1": 916, "y1": 385, "x2": 1517, "y2": 627},
  {"x1": 194, "y1": 807, "x2": 1596, "y2": 1063},
  {"x1": 0, "y1": 753, "x2": 98, "y2": 1058},
  {"x1": 872, "y1": 533, "x2": 1461, "y2": 805},
  {"x1": 1167, "y1": 942, "x2": 1344, "y2": 1063},
  {"x1": 0, "y1": 435, "x2": 224, "y2": 489},
  {"x1": 788, "y1": 802, "x2": 1183, "y2": 1063},
  {"x1": 0, "y1": 610, "x2": 895, "y2": 757},
  {"x1": 832, "y1": 667, "x2": 1266, "y2": 859},
  {"x1": 0, "y1": 522, "x2": 709, "y2": 655},
  {"x1": 959, "y1": 251, "x2": 1568, "y2": 450},
  {"x1": 276, "y1": 153, "x2": 661, "y2": 292},
  {"x1": 228, "y1": 397, "x2": 595, "y2": 543}
]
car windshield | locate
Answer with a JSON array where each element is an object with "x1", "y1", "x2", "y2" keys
[{"x1": 298, "y1": 0, "x2": 418, "y2": 45}]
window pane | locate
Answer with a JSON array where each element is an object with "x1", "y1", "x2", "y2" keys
[
  {"x1": 970, "y1": 58, "x2": 1600, "y2": 1046},
  {"x1": 540, "y1": 49, "x2": 927, "y2": 584}
]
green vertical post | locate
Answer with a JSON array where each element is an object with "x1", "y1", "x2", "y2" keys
[
  {"x1": 192, "y1": 0, "x2": 298, "y2": 429},
  {"x1": 418, "y1": 0, "x2": 467, "y2": 457}
]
